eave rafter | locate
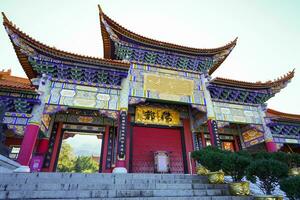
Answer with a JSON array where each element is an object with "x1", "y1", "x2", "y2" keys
[
  {"x1": 208, "y1": 70, "x2": 295, "y2": 104},
  {"x1": 98, "y1": 5, "x2": 237, "y2": 74},
  {"x1": 2, "y1": 12, "x2": 130, "y2": 86}
]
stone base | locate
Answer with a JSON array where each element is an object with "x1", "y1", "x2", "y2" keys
[
  {"x1": 112, "y1": 167, "x2": 127, "y2": 173},
  {"x1": 13, "y1": 165, "x2": 30, "y2": 173}
]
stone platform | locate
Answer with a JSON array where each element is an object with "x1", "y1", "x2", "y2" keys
[{"x1": 0, "y1": 173, "x2": 253, "y2": 199}]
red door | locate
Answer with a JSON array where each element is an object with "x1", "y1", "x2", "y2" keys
[{"x1": 132, "y1": 126, "x2": 185, "y2": 173}]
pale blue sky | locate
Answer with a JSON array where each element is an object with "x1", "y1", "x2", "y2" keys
[{"x1": 0, "y1": 0, "x2": 299, "y2": 114}]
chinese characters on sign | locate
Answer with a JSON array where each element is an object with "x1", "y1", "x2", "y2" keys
[
  {"x1": 242, "y1": 129, "x2": 265, "y2": 147},
  {"x1": 135, "y1": 106, "x2": 180, "y2": 126}
]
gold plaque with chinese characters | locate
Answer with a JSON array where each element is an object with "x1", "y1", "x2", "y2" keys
[
  {"x1": 135, "y1": 106, "x2": 180, "y2": 126},
  {"x1": 144, "y1": 74, "x2": 194, "y2": 97}
]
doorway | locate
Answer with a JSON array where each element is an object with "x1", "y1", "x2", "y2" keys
[{"x1": 56, "y1": 126, "x2": 104, "y2": 173}]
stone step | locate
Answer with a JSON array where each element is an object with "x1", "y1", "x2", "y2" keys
[
  {"x1": 0, "y1": 178, "x2": 208, "y2": 185},
  {"x1": 0, "y1": 183, "x2": 228, "y2": 191},
  {"x1": 39, "y1": 198, "x2": 252, "y2": 200},
  {"x1": 0, "y1": 189, "x2": 232, "y2": 199},
  {"x1": 0, "y1": 173, "x2": 203, "y2": 180}
]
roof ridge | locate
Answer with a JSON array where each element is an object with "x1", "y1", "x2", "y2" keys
[
  {"x1": 211, "y1": 69, "x2": 295, "y2": 91},
  {"x1": 98, "y1": 5, "x2": 238, "y2": 54},
  {"x1": 2, "y1": 12, "x2": 130, "y2": 67},
  {"x1": 267, "y1": 108, "x2": 300, "y2": 121}
]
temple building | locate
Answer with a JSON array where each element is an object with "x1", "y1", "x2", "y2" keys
[{"x1": 0, "y1": 6, "x2": 299, "y2": 174}]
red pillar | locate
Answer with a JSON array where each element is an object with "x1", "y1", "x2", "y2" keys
[
  {"x1": 49, "y1": 122, "x2": 63, "y2": 172},
  {"x1": 183, "y1": 119, "x2": 196, "y2": 174},
  {"x1": 101, "y1": 125, "x2": 110, "y2": 173},
  {"x1": 200, "y1": 132, "x2": 206, "y2": 148},
  {"x1": 36, "y1": 138, "x2": 49, "y2": 154},
  {"x1": 234, "y1": 136, "x2": 240, "y2": 152},
  {"x1": 17, "y1": 124, "x2": 40, "y2": 166},
  {"x1": 265, "y1": 140, "x2": 277, "y2": 152}
]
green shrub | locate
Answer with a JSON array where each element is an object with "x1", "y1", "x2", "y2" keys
[
  {"x1": 246, "y1": 159, "x2": 289, "y2": 195},
  {"x1": 191, "y1": 147, "x2": 226, "y2": 172},
  {"x1": 289, "y1": 153, "x2": 300, "y2": 168},
  {"x1": 271, "y1": 152, "x2": 289, "y2": 164},
  {"x1": 279, "y1": 176, "x2": 300, "y2": 200},
  {"x1": 221, "y1": 152, "x2": 251, "y2": 182},
  {"x1": 252, "y1": 151, "x2": 273, "y2": 160},
  {"x1": 236, "y1": 150, "x2": 252, "y2": 159}
]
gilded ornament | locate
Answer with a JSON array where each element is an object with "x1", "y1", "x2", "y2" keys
[
  {"x1": 229, "y1": 182, "x2": 250, "y2": 196},
  {"x1": 254, "y1": 196, "x2": 283, "y2": 200},
  {"x1": 288, "y1": 167, "x2": 300, "y2": 176},
  {"x1": 207, "y1": 170, "x2": 224, "y2": 184},
  {"x1": 196, "y1": 166, "x2": 209, "y2": 175}
]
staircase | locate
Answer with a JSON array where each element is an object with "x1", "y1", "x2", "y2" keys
[{"x1": 0, "y1": 173, "x2": 253, "y2": 199}]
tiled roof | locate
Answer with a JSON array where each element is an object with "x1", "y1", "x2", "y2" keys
[
  {"x1": 98, "y1": 4, "x2": 237, "y2": 74},
  {"x1": 2, "y1": 12, "x2": 130, "y2": 80},
  {"x1": 0, "y1": 69, "x2": 35, "y2": 91},
  {"x1": 211, "y1": 69, "x2": 295, "y2": 90},
  {"x1": 267, "y1": 108, "x2": 300, "y2": 123}
]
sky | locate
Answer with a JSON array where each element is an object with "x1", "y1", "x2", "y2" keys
[{"x1": 0, "y1": 0, "x2": 299, "y2": 114}]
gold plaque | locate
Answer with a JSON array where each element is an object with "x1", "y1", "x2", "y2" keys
[
  {"x1": 144, "y1": 74, "x2": 194, "y2": 97},
  {"x1": 135, "y1": 106, "x2": 180, "y2": 126},
  {"x1": 242, "y1": 129, "x2": 264, "y2": 142}
]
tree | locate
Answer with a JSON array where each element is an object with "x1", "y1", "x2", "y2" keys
[
  {"x1": 280, "y1": 176, "x2": 300, "y2": 200},
  {"x1": 73, "y1": 156, "x2": 99, "y2": 173},
  {"x1": 246, "y1": 159, "x2": 288, "y2": 195},
  {"x1": 221, "y1": 152, "x2": 251, "y2": 182},
  {"x1": 57, "y1": 142, "x2": 76, "y2": 172}
]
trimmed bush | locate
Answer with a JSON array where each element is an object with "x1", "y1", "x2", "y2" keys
[
  {"x1": 289, "y1": 153, "x2": 300, "y2": 168},
  {"x1": 191, "y1": 146, "x2": 226, "y2": 172},
  {"x1": 221, "y1": 152, "x2": 251, "y2": 182},
  {"x1": 280, "y1": 176, "x2": 300, "y2": 200},
  {"x1": 252, "y1": 151, "x2": 273, "y2": 160},
  {"x1": 246, "y1": 159, "x2": 289, "y2": 195}
]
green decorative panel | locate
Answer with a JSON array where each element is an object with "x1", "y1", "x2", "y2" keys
[
  {"x1": 47, "y1": 82, "x2": 120, "y2": 110},
  {"x1": 213, "y1": 101, "x2": 262, "y2": 124}
]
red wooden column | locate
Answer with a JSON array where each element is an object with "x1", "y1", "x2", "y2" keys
[
  {"x1": 48, "y1": 122, "x2": 63, "y2": 172},
  {"x1": 183, "y1": 119, "x2": 196, "y2": 174},
  {"x1": 101, "y1": 125, "x2": 110, "y2": 173},
  {"x1": 200, "y1": 132, "x2": 206, "y2": 148},
  {"x1": 17, "y1": 124, "x2": 40, "y2": 165},
  {"x1": 265, "y1": 140, "x2": 277, "y2": 152},
  {"x1": 233, "y1": 136, "x2": 240, "y2": 152},
  {"x1": 17, "y1": 75, "x2": 51, "y2": 167},
  {"x1": 36, "y1": 138, "x2": 49, "y2": 154}
]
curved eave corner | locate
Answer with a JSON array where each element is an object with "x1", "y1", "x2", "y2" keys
[
  {"x1": 2, "y1": 12, "x2": 37, "y2": 79},
  {"x1": 208, "y1": 37, "x2": 237, "y2": 75},
  {"x1": 98, "y1": 4, "x2": 238, "y2": 64},
  {"x1": 2, "y1": 12, "x2": 130, "y2": 80},
  {"x1": 267, "y1": 108, "x2": 300, "y2": 123},
  {"x1": 210, "y1": 69, "x2": 295, "y2": 92}
]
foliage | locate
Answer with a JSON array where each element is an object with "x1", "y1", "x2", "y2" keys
[
  {"x1": 289, "y1": 153, "x2": 300, "y2": 168},
  {"x1": 279, "y1": 176, "x2": 300, "y2": 200},
  {"x1": 246, "y1": 159, "x2": 289, "y2": 195},
  {"x1": 236, "y1": 150, "x2": 252, "y2": 159},
  {"x1": 252, "y1": 151, "x2": 273, "y2": 160},
  {"x1": 57, "y1": 142, "x2": 99, "y2": 173},
  {"x1": 221, "y1": 152, "x2": 251, "y2": 182},
  {"x1": 270, "y1": 152, "x2": 289, "y2": 164},
  {"x1": 73, "y1": 156, "x2": 99, "y2": 173},
  {"x1": 57, "y1": 142, "x2": 76, "y2": 172},
  {"x1": 191, "y1": 146, "x2": 226, "y2": 172}
]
